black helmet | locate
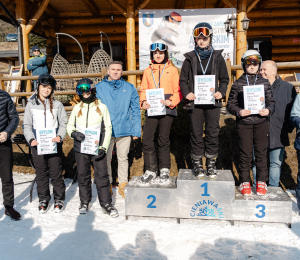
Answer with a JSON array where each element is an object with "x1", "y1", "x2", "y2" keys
[
  {"x1": 76, "y1": 78, "x2": 93, "y2": 87},
  {"x1": 37, "y1": 74, "x2": 56, "y2": 90}
]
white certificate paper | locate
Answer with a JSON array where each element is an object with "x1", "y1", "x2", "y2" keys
[
  {"x1": 36, "y1": 127, "x2": 57, "y2": 155},
  {"x1": 194, "y1": 75, "x2": 216, "y2": 105},
  {"x1": 146, "y1": 88, "x2": 166, "y2": 116},
  {"x1": 243, "y1": 85, "x2": 265, "y2": 115},
  {"x1": 80, "y1": 128, "x2": 101, "y2": 155}
]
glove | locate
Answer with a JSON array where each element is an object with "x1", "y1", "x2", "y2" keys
[
  {"x1": 71, "y1": 131, "x2": 85, "y2": 142},
  {"x1": 94, "y1": 148, "x2": 106, "y2": 161}
]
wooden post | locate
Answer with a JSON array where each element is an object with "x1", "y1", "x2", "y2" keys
[
  {"x1": 225, "y1": 60, "x2": 232, "y2": 105},
  {"x1": 101, "y1": 67, "x2": 107, "y2": 79},
  {"x1": 126, "y1": 0, "x2": 136, "y2": 87},
  {"x1": 236, "y1": 0, "x2": 247, "y2": 79},
  {"x1": 0, "y1": 73, "x2": 4, "y2": 91}
]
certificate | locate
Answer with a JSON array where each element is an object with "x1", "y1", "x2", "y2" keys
[
  {"x1": 194, "y1": 75, "x2": 216, "y2": 105},
  {"x1": 36, "y1": 127, "x2": 57, "y2": 155},
  {"x1": 80, "y1": 128, "x2": 101, "y2": 155},
  {"x1": 243, "y1": 85, "x2": 265, "y2": 115},
  {"x1": 146, "y1": 88, "x2": 166, "y2": 116}
]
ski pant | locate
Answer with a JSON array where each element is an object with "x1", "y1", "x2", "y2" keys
[
  {"x1": 0, "y1": 140, "x2": 14, "y2": 207},
  {"x1": 107, "y1": 136, "x2": 131, "y2": 184},
  {"x1": 143, "y1": 115, "x2": 173, "y2": 172},
  {"x1": 32, "y1": 144, "x2": 65, "y2": 202},
  {"x1": 75, "y1": 152, "x2": 111, "y2": 207},
  {"x1": 188, "y1": 105, "x2": 220, "y2": 159},
  {"x1": 237, "y1": 121, "x2": 269, "y2": 184}
]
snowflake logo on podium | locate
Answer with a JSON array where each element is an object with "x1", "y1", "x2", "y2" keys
[{"x1": 190, "y1": 200, "x2": 224, "y2": 219}]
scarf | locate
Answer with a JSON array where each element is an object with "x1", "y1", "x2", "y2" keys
[{"x1": 194, "y1": 45, "x2": 213, "y2": 60}]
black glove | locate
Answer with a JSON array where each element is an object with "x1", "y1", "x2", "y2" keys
[
  {"x1": 71, "y1": 131, "x2": 85, "y2": 142},
  {"x1": 94, "y1": 148, "x2": 106, "y2": 161}
]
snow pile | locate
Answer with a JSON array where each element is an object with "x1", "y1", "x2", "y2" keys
[{"x1": 0, "y1": 173, "x2": 300, "y2": 260}]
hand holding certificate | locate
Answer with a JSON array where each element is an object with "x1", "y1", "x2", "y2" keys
[
  {"x1": 243, "y1": 85, "x2": 265, "y2": 115},
  {"x1": 80, "y1": 128, "x2": 101, "y2": 155},
  {"x1": 36, "y1": 127, "x2": 57, "y2": 155},
  {"x1": 194, "y1": 75, "x2": 216, "y2": 105},
  {"x1": 146, "y1": 88, "x2": 166, "y2": 116}
]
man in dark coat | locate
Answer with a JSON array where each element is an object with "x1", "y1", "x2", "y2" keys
[
  {"x1": 0, "y1": 89, "x2": 21, "y2": 220},
  {"x1": 253, "y1": 60, "x2": 296, "y2": 187}
]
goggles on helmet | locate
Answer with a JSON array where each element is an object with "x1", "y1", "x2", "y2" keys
[
  {"x1": 193, "y1": 27, "x2": 212, "y2": 38},
  {"x1": 149, "y1": 43, "x2": 168, "y2": 52},
  {"x1": 39, "y1": 76, "x2": 56, "y2": 87},
  {"x1": 76, "y1": 84, "x2": 92, "y2": 95},
  {"x1": 244, "y1": 55, "x2": 261, "y2": 65}
]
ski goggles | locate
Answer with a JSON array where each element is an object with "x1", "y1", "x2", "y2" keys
[
  {"x1": 193, "y1": 27, "x2": 212, "y2": 38},
  {"x1": 244, "y1": 55, "x2": 261, "y2": 65},
  {"x1": 149, "y1": 43, "x2": 168, "y2": 52},
  {"x1": 39, "y1": 76, "x2": 56, "y2": 87},
  {"x1": 76, "y1": 84, "x2": 92, "y2": 95}
]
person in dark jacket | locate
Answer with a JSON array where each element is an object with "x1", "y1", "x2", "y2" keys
[
  {"x1": 252, "y1": 60, "x2": 296, "y2": 187},
  {"x1": 290, "y1": 94, "x2": 300, "y2": 210},
  {"x1": 27, "y1": 46, "x2": 48, "y2": 90},
  {"x1": 227, "y1": 50, "x2": 275, "y2": 196},
  {"x1": 0, "y1": 89, "x2": 21, "y2": 220},
  {"x1": 179, "y1": 22, "x2": 229, "y2": 178}
]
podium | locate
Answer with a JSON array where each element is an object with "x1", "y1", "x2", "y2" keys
[{"x1": 125, "y1": 169, "x2": 292, "y2": 227}]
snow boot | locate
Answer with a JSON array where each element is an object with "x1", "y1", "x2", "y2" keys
[
  {"x1": 54, "y1": 200, "x2": 64, "y2": 213},
  {"x1": 102, "y1": 203, "x2": 119, "y2": 218},
  {"x1": 118, "y1": 182, "x2": 127, "y2": 198},
  {"x1": 160, "y1": 168, "x2": 170, "y2": 182},
  {"x1": 38, "y1": 200, "x2": 50, "y2": 214},
  {"x1": 141, "y1": 170, "x2": 156, "y2": 184},
  {"x1": 192, "y1": 158, "x2": 205, "y2": 178},
  {"x1": 206, "y1": 157, "x2": 217, "y2": 179},
  {"x1": 79, "y1": 202, "x2": 89, "y2": 215},
  {"x1": 239, "y1": 182, "x2": 252, "y2": 196},
  {"x1": 256, "y1": 181, "x2": 267, "y2": 196},
  {"x1": 5, "y1": 206, "x2": 21, "y2": 221}
]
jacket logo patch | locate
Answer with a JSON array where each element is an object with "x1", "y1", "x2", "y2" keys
[{"x1": 123, "y1": 90, "x2": 126, "y2": 92}]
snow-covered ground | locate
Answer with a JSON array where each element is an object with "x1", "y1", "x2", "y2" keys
[{"x1": 1, "y1": 173, "x2": 300, "y2": 260}]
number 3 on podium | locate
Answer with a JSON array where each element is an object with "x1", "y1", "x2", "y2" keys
[{"x1": 255, "y1": 204, "x2": 265, "y2": 218}]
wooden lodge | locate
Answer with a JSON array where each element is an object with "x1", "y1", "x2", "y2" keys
[{"x1": 0, "y1": 0, "x2": 300, "y2": 90}]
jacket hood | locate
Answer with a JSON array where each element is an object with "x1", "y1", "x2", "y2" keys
[
  {"x1": 103, "y1": 75, "x2": 124, "y2": 89},
  {"x1": 29, "y1": 52, "x2": 45, "y2": 59},
  {"x1": 183, "y1": 49, "x2": 223, "y2": 60}
]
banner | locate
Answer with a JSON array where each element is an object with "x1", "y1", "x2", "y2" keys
[{"x1": 139, "y1": 8, "x2": 235, "y2": 70}]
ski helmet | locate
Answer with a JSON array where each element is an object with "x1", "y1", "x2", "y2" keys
[
  {"x1": 76, "y1": 78, "x2": 93, "y2": 95},
  {"x1": 37, "y1": 73, "x2": 56, "y2": 90},
  {"x1": 149, "y1": 40, "x2": 169, "y2": 61},
  {"x1": 193, "y1": 22, "x2": 213, "y2": 46},
  {"x1": 241, "y1": 49, "x2": 262, "y2": 72},
  {"x1": 162, "y1": 12, "x2": 182, "y2": 25}
]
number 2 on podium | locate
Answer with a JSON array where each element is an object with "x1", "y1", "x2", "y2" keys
[
  {"x1": 201, "y1": 183, "x2": 210, "y2": 196},
  {"x1": 147, "y1": 195, "x2": 157, "y2": 208}
]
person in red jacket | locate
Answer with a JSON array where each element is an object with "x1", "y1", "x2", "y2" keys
[{"x1": 140, "y1": 41, "x2": 182, "y2": 183}]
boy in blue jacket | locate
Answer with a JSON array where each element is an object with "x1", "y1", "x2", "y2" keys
[
  {"x1": 290, "y1": 94, "x2": 300, "y2": 211},
  {"x1": 96, "y1": 61, "x2": 141, "y2": 198}
]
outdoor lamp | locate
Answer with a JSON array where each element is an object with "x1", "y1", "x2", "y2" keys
[
  {"x1": 230, "y1": 11, "x2": 237, "y2": 29},
  {"x1": 224, "y1": 15, "x2": 230, "y2": 33},
  {"x1": 241, "y1": 14, "x2": 250, "y2": 31}
]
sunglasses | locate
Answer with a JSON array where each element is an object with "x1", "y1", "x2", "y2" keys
[
  {"x1": 33, "y1": 50, "x2": 40, "y2": 52},
  {"x1": 244, "y1": 55, "x2": 261, "y2": 65},
  {"x1": 149, "y1": 43, "x2": 168, "y2": 52},
  {"x1": 76, "y1": 84, "x2": 92, "y2": 95},
  {"x1": 193, "y1": 27, "x2": 212, "y2": 38},
  {"x1": 40, "y1": 77, "x2": 56, "y2": 86}
]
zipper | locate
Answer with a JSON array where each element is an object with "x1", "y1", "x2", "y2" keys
[
  {"x1": 44, "y1": 98, "x2": 47, "y2": 128},
  {"x1": 86, "y1": 104, "x2": 90, "y2": 128}
]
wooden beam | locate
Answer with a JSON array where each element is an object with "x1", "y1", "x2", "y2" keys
[
  {"x1": 59, "y1": 15, "x2": 134, "y2": 25},
  {"x1": 272, "y1": 46, "x2": 300, "y2": 54},
  {"x1": 215, "y1": 0, "x2": 225, "y2": 8},
  {"x1": 247, "y1": 0, "x2": 260, "y2": 13},
  {"x1": 107, "y1": 0, "x2": 127, "y2": 17},
  {"x1": 256, "y1": 0, "x2": 269, "y2": 9},
  {"x1": 220, "y1": 0, "x2": 235, "y2": 8},
  {"x1": 80, "y1": 0, "x2": 100, "y2": 17},
  {"x1": 44, "y1": 4, "x2": 58, "y2": 18},
  {"x1": 26, "y1": 1, "x2": 39, "y2": 21},
  {"x1": 175, "y1": 0, "x2": 186, "y2": 9},
  {"x1": 250, "y1": 17, "x2": 300, "y2": 28},
  {"x1": 247, "y1": 26, "x2": 300, "y2": 37},
  {"x1": 26, "y1": 0, "x2": 50, "y2": 34},
  {"x1": 248, "y1": 8, "x2": 300, "y2": 18},
  {"x1": 272, "y1": 53, "x2": 300, "y2": 62},
  {"x1": 134, "y1": 0, "x2": 151, "y2": 16},
  {"x1": 272, "y1": 36, "x2": 300, "y2": 47}
]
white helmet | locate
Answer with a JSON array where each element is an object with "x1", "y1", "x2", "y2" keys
[{"x1": 241, "y1": 49, "x2": 262, "y2": 72}]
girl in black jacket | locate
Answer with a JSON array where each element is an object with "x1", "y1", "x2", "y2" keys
[
  {"x1": 227, "y1": 50, "x2": 275, "y2": 196},
  {"x1": 179, "y1": 22, "x2": 229, "y2": 178}
]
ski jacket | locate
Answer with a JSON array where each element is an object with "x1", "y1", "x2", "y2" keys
[
  {"x1": 269, "y1": 77, "x2": 296, "y2": 149},
  {"x1": 67, "y1": 99, "x2": 112, "y2": 152},
  {"x1": 27, "y1": 53, "x2": 48, "y2": 76},
  {"x1": 23, "y1": 94, "x2": 68, "y2": 144},
  {"x1": 290, "y1": 94, "x2": 300, "y2": 150},
  {"x1": 140, "y1": 61, "x2": 183, "y2": 116},
  {"x1": 227, "y1": 73, "x2": 275, "y2": 125},
  {"x1": 0, "y1": 90, "x2": 19, "y2": 139},
  {"x1": 179, "y1": 49, "x2": 229, "y2": 109},
  {"x1": 95, "y1": 76, "x2": 141, "y2": 138}
]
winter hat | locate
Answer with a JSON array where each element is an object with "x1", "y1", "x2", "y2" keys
[{"x1": 32, "y1": 46, "x2": 40, "y2": 52}]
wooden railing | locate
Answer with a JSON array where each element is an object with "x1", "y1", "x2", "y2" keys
[{"x1": 2, "y1": 62, "x2": 300, "y2": 112}]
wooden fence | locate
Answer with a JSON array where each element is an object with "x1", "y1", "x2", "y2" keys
[{"x1": 2, "y1": 61, "x2": 300, "y2": 112}]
